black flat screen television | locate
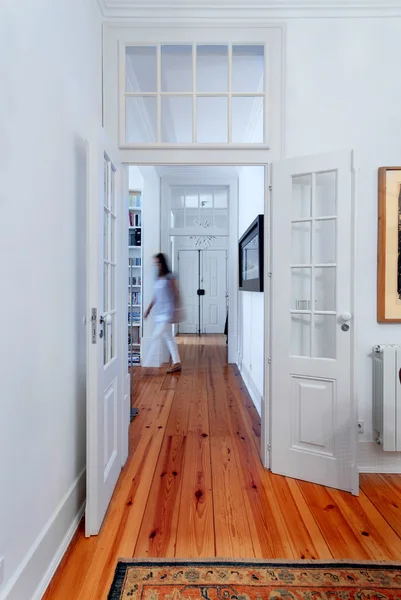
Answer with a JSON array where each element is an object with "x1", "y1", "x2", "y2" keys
[{"x1": 238, "y1": 215, "x2": 264, "y2": 292}]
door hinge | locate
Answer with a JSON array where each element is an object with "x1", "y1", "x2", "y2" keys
[
  {"x1": 268, "y1": 271, "x2": 272, "y2": 278},
  {"x1": 269, "y1": 185, "x2": 272, "y2": 191},
  {"x1": 91, "y1": 308, "x2": 97, "y2": 344},
  {"x1": 267, "y1": 443, "x2": 272, "y2": 451},
  {"x1": 268, "y1": 357, "x2": 272, "y2": 364}
]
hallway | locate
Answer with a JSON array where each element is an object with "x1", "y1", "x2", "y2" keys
[{"x1": 45, "y1": 335, "x2": 401, "y2": 599}]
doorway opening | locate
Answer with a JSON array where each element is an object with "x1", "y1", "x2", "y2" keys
[{"x1": 126, "y1": 163, "x2": 267, "y2": 451}]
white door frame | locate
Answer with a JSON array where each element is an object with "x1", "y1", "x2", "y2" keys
[{"x1": 120, "y1": 156, "x2": 271, "y2": 469}]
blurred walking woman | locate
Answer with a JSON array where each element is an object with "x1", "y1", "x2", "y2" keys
[{"x1": 144, "y1": 253, "x2": 182, "y2": 374}]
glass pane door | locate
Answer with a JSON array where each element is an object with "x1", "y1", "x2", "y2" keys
[
  {"x1": 103, "y1": 155, "x2": 117, "y2": 366},
  {"x1": 290, "y1": 170, "x2": 337, "y2": 360}
]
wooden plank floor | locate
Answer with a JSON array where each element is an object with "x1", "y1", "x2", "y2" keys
[{"x1": 44, "y1": 335, "x2": 401, "y2": 599}]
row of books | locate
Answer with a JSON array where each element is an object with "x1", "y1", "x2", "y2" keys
[
  {"x1": 129, "y1": 276, "x2": 141, "y2": 285},
  {"x1": 129, "y1": 352, "x2": 140, "y2": 365},
  {"x1": 129, "y1": 213, "x2": 141, "y2": 227},
  {"x1": 129, "y1": 257, "x2": 141, "y2": 266},
  {"x1": 131, "y1": 291, "x2": 141, "y2": 305},
  {"x1": 129, "y1": 230, "x2": 141, "y2": 246},
  {"x1": 128, "y1": 311, "x2": 141, "y2": 324},
  {"x1": 129, "y1": 194, "x2": 141, "y2": 209}
]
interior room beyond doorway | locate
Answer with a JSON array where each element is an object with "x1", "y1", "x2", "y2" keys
[{"x1": 128, "y1": 165, "x2": 266, "y2": 422}]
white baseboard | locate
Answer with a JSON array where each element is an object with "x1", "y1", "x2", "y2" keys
[
  {"x1": 0, "y1": 469, "x2": 86, "y2": 600},
  {"x1": 358, "y1": 441, "x2": 401, "y2": 473},
  {"x1": 238, "y1": 362, "x2": 262, "y2": 417}
]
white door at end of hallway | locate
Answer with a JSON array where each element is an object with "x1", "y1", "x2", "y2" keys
[
  {"x1": 270, "y1": 149, "x2": 357, "y2": 495},
  {"x1": 202, "y1": 250, "x2": 227, "y2": 334},
  {"x1": 178, "y1": 250, "x2": 199, "y2": 334},
  {"x1": 86, "y1": 123, "x2": 127, "y2": 536}
]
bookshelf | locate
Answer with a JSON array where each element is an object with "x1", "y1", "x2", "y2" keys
[{"x1": 128, "y1": 191, "x2": 142, "y2": 367}]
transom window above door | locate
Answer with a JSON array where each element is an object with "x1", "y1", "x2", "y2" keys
[{"x1": 122, "y1": 44, "x2": 266, "y2": 146}]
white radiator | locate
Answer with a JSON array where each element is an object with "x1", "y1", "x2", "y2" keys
[{"x1": 372, "y1": 345, "x2": 401, "y2": 451}]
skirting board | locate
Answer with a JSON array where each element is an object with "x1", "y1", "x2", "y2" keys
[
  {"x1": 238, "y1": 361, "x2": 262, "y2": 417},
  {"x1": 358, "y1": 441, "x2": 401, "y2": 473},
  {"x1": 0, "y1": 469, "x2": 86, "y2": 600}
]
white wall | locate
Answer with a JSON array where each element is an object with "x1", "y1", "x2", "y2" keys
[
  {"x1": 284, "y1": 18, "x2": 401, "y2": 469},
  {"x1": 238, "y1": 167, "x2": 265, "y2": 415},
  {"x1": 129, "y1": 167, "x2": 162, "y2": 366},
  {"x1": 0, "y1": 0, "x2": 102, "y2": 598}
]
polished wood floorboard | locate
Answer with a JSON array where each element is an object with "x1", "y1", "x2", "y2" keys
[{"x1": 44, "y1": 335, "x2": 401, "y2": 599}]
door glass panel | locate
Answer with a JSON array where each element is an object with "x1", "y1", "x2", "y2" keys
[
  {"x1": 110, "y1": 169, "x2": 115, "y2": 214},
  {"x1": 213, "y1": 189, "x2": 228, "y2": 209},
  {"x1": 104, "y1": 263, "x2": 109, "y2": 312},
  {"x1": 196, "y1": 97, "x2": 228, "y2": 143},
  {"x1": 110, "y1": 216, "x2": 116, "y2": 262},
  {"x1": 104, "y1": 211, "x2": 109, "y2": 261},
  {"x1": 110, "y1": 314, "x2": 116, "y2": 360},
  {"x1": 171, "y1": 210, "x2": 185, "y2": 228},
  {"x1": 292, "y1": 174, "x2": 312, "y2": 219},
  {"x1": 214, "y1": 209, "x2": 228, "y2": 229},
  {"x1": 315, "y1": 219, "x2": 336, "y2": 264},
  {"x1": 315, "y1": 267, "x2": 336, "y2": 311},
  {"x1": 232, "y1": 45, "x2": 264, "y2": 92},
  {"x1": 291, "y1": 221, "x2": 311, "y2": 264},
  {"x1": 291, "y1": 314, "x2": 311, "y2": 357},
  {"x1": 232, "y1": 97, "x2": 264, "y2": 143},
  {"x1": 104, "y1": 159, "x2": 108, "y2": 206},
  {"x1": 126, "y1": 46, "x2": 157, "y2": 92},
  {"x1": 291, "y1": 268, "x2": 311, "y2": 310},
  {"x1": 314, "y1": 314, "x2": 336, "y2": 359},
  {"x1": 196, "y1": 45, "x2": 228, "y2": 92},
  {"x1": 161, "y1": 45, "x2": 192, "y2": 92},
  {"x1": 103, "y1": 318, "x2": 108, "y2": 365},
  {"x1": 315, "y1": 171, "x2": 337, "y2": 217},
  {"x1": 110, "y1": 266, "x2": 116, "y2": 310},
  {"x1": 161, "y1": 96, "x2": 192, "y2": 143},
  {"x1": 126, "y1": 97, "x2": 157, "y2": 143}
]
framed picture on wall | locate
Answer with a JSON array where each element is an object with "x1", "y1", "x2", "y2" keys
[
  {"x1": 377, "y1": 166, "x2": 401, "y2": 322},
  {"x1": 239, "y1": 215, "x2": 264, "y2": 292}
]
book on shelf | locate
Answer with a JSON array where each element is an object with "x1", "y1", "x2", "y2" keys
[
  {"x1": 131, "y1": 291, "x2": 141, "y2": 305},
  {"x1": 129, "y1": 230, "x2": 141, "y2": 247},
  {"x1": 129, "y1": 275, "x2": 142, "y2": 286}
]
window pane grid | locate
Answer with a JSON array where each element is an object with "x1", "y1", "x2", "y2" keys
[
  {"x1": 291, "y1": 170, "x2": 337, "y2": 359},
  {"x1": 124, "y1": 42, "x2": 266, "y2": 145}
]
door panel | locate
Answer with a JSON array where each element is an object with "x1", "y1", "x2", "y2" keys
[
  {"x1": 178, "y1": 250, "x2": 199, "y2": 334},
  {"x1": 86, "y1": 124, "x2": 124, "y2": 536},
  {"x1": 202, "y1": 250, "x2": 227, "y2": 334},
  {"x1": 271, "y1": 150, "x2": 357, "y2": 494}
]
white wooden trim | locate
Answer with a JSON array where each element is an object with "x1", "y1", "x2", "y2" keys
[{"x1": 98, "y1": 1, "x2": 401, "y2": 20}]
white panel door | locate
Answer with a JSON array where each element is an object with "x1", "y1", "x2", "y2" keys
[
  {"x1": 86, "y1": 124, "x2": 124, "y2": 536},
  {"x1": 178, "y1": 250, "x2": 199, "y2": 334},
  {"x1": 271, "y1": 150, "x2": 357, "y2": 494},
  {"x1": 202, "y1": 250, "x2": 227, "y2": 334}
]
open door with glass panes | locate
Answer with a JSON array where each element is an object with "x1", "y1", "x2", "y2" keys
[
  {"x1": 270, "y1": 150, "x2": 358, "y2": 495},
  {"x1": 86, "y1": 124, "x2": 125, "y2": 536}
]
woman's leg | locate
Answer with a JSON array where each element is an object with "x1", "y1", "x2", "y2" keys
[
  {"x1": 145, "y1": 321, "x2": 164, "y2": 366},
  {"x1": 160, "y1": 322, "x2": 181, "y2": 365}
]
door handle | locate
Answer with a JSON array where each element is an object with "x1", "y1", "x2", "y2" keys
[
  {"x1": 100, "y1": 314, "x2": 112, "y2": 326},
  {"x1": 340, "y1": 312, "x2": 352, "y2": 322}
]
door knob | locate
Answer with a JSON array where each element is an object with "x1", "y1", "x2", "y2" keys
[
  {"x1": 341, "y1": 312, "x2": 352, "y2": 322},
  {"x1": 100, "y1": 314, "x2": 112, "y2": 326}
]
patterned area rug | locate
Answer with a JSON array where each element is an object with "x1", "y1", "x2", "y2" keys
[{"x1": 108, "y1": 559, "x2": 401, "y2": 599}]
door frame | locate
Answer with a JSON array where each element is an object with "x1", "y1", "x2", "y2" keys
[
  {"x1": 121, "y1": 156, "x2": 271, "y2": 468},
  {"x1": 161, "y1": 174, "x2": 236, "y2": 358}
]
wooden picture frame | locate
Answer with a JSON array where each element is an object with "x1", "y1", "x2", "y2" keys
[
  {"x1": 377, "y1": 166, "x2": 401, "y2": 322},
  {"x1": 238, "y1": 215, "x2": 264, "y2": 292}
]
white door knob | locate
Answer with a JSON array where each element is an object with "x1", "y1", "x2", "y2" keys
[
  {"x1": 105, "y1": 314, "x2": 112, "y2": 325},
  {"x1": 341, "y1": 312, "x2": 352, "y2": 322}
]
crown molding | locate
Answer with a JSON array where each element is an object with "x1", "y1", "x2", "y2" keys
[{"x1": 97, "y1": 0, "x2": 401, "y2": 19}]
